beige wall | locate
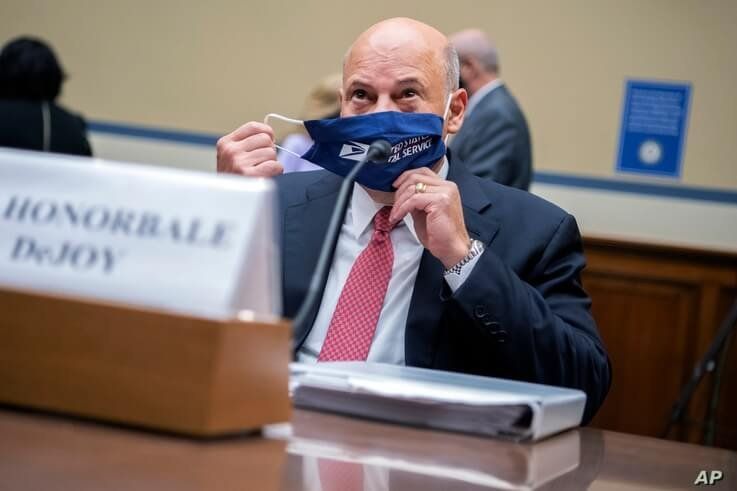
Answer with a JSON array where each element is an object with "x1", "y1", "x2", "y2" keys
[{"x1": 2, "y1": 0, "x2": 736, "y2": 189}]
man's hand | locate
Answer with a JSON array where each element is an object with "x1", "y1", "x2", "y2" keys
[
  {"x1": 389, "y1": 167, "x2": 471, "y2": 269},
  {"x1": 216, "y1": 122, "x2": 284, "y2": 177}
]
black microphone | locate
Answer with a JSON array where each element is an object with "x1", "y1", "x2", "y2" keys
[
  {"x1": 291, "y1": 139, "x2": 392, "y2": 351},
  {"x1": 362, "y1": 140, "x2": 392, "y2": 165}
]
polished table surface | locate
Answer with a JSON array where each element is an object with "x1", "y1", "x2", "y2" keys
[{"x1": 1, "y1": 407, "x2": 735, "y2": 490}]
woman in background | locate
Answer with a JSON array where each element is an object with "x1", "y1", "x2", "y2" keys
[{"x1": 0, "y1": 36, "x2": 92, "y2": 157}]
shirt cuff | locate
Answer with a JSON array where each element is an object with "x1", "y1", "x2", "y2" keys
[{"x1": 443, "y1": 252, "x2": 483, "y2": 292}]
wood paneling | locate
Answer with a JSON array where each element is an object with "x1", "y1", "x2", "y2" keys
[
  {"x1": 582, "y1": 236, "x2": 737, "y2": 449},
  {"x1": 585, "y1": 278, "x2": 699, "y2": 436}
]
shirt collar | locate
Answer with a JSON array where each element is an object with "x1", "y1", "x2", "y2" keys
[
  {"x1": 349, "y1": 157, "x2": 449, "y2": 243},
  {"x1": 466, "y1": 79, "x2": 503, "y2": 116}
]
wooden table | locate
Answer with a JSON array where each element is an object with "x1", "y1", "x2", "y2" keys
[{"x1": 1, "y1": 407, "x2": 735, "y2": 490}]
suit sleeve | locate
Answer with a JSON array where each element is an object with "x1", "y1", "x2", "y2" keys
[
  {"x1": 448, "y1": 213, "x2": 611, "y2": 424},
  {"x1": 461, "y1": 111, "x2": 521, "y2": 187}
]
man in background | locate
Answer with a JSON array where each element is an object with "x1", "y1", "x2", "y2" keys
[
  {"x1": 449, "y1": 29, "x2": 531, "y2": 190},
  {"x1": 0, "y1": 36, "x2": 92, "y2": 157}
]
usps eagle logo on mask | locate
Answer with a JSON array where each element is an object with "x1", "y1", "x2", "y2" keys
[{"x1": 339, "y1": 141, "x2": 369, "y2": 162}]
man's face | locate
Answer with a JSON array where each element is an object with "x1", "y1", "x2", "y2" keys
[{"x1": 341, "y1": 39, "x2": 448, "y2": 119}]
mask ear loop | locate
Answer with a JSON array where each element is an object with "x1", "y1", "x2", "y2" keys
[
  {"x1": 263, "y1": 113, "x2": 307, "y2": 159},
  {"x1": 442, "y1": 94, "x2": 453, "y2": 146},
  {"x1": 264, "y1": 113, "x2": 303, "y2": 126}
]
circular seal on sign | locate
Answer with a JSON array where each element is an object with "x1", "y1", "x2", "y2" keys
[{"x1": 638, "y1": 140, "x2": 663, "y2": 165}]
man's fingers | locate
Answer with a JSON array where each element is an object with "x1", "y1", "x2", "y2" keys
[
  {"x1": 390, "y1": 193, "x2": 437, "y2": 224},
  {"x1": 222, "y1": 131, "x2": 274, "y2": 156},
  {"x1": 394, "y1": 169, "x2": 445, "y2": 191},
  {"x1": 391, "y1": 180, "x2": 442, "y2": 219},
  {"x1": 239, "y1": 132, "x2": 275, "y2": 152},
  {"x1": 234, "y1": 146, "x2": 277, "y2": 167},
  {"x1": 227, "y1": 121, "x2": 275, "y2": 142},
  {"x1": 390, "y1": 170, "x2": 455, "y2": 223},
  {"x1": 259, "y1": 160, "x2": 285, "y2": 176},
  {"x1": 392, "y1": 183, "x2": 417, "y2": 214},
  {"x1": 393, "y1": 166, "x2": 438, "y2": 189},
  {"x1": 217, "y1": 121, "x2": 279, "y2": 175},
  {"x1": 393, "y1": 174, "x2": 447, "y2": 201},
  {"x1": 238, "y1": 160, "x2": 284, "y2": 177},
  {"x1": 401, "y1": 171, "x2": 460, "y2": 202}
]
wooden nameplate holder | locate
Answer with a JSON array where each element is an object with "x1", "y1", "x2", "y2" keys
[{"x1": 0, "y1": 286, "x2": 292, "y2": 436}]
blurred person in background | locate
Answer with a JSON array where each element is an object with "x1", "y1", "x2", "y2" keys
[
  {"x1": 276, "y1": 73, "x2": 341, "y2": 173},
  {"x1": 0, "y1": 36, "x2": 92, "y2": 157},
  {"x1": 449, "y1": 29, "x2": 530, "y2": 190}
]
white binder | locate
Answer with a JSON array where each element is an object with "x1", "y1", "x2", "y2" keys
[{"x1": 290, "y1": 361, "x2": 586, "y2": 441}]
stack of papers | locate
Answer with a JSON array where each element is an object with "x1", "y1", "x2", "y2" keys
[{"x1": 290, "y1": 362, "x2": 586, "y2": 441}]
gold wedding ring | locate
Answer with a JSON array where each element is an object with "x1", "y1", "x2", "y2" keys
[{"x1": 415, "y1": 182, "x2": 427, "y2": 194}]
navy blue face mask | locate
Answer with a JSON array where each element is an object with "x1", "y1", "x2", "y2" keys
[{"x1": 266, "y1": 98, "x2": 451, "y2": 191}]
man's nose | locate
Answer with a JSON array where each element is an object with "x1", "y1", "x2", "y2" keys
[{"x1": 373, "y1": 95, "x2": 399, "y2": 113}]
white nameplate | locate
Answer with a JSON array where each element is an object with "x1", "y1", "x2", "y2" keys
[{"x1": 0, "y1": 148, "x2": 281, "y2": 320}]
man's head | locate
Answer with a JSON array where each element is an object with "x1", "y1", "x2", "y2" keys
[
  {"x1": 341, "y1": 18, "x2": 467, "y2": 142},
  {"x1": 449, "y1": 29, "x2": 499, "y2": 97}
]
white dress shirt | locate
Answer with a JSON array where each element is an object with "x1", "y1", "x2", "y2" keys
[
  {"x1": 465, "y1": 79, "x2": 504, "y2": 117},
  {"x1": 297, "y1": 159, "x2": 482, "y2": 364}
]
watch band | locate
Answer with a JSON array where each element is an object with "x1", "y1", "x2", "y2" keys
[{"x1": 444, "y1": 239, "x2": 485, "y2": 276}]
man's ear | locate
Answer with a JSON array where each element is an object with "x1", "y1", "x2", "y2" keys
[{"x1": 446, "y1": 89, "x2": 468, "y2": 135}]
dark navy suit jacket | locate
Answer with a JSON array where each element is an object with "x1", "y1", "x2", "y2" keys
[{"x1": 275, "y1": 158, "x2": 610, "y2": 423}]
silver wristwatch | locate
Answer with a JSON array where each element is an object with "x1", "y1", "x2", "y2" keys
[{"x1": 444, "y1": 239, "x2": 485, "y2": 276}]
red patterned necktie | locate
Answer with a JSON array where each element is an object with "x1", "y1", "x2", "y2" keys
[{"x1": 318, "y1": 206, "x2": 396, "y2": 361}]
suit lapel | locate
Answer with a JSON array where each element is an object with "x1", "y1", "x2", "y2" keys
[
  {"x1": 282, "y1": 173, "x2": 342, "y2": 347},
  {"x1": 404, "y1": 158, "x2": 500, "y2": 367}
]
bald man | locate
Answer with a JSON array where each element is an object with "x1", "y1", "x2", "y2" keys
[
  {"x1": 449, "y1": 29, "x2": 532, "y2": 190},
  {"x1": 217, "y1": 18, "x2": 610, "y2": 423}
]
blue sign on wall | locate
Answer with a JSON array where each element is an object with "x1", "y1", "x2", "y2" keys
[{"x1": 615, "y1": 79, "x2": 691, "y2": 178}]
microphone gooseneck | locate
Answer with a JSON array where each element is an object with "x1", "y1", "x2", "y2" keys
[
  {"x1": 363, "y1": 140, "x2": 392, "y2": 165},
  {"x1": 291, "y1": 140, "x2": 392, "y2": 351}
]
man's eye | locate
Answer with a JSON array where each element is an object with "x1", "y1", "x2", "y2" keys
[
  {"x1": 402, "y1": 89, "x2": 418, "y2": 98},
  {"x1": 352, "y1": 90, "x2": 367, "y2": 100}
]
